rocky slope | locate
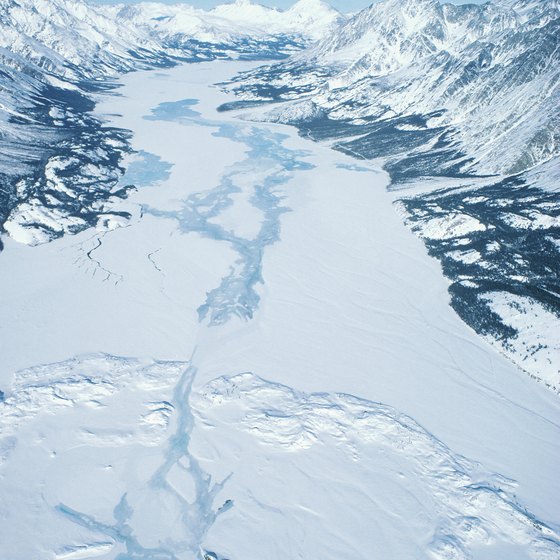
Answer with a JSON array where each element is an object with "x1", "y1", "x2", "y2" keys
[{"x1": 226, "y1": 0, "x2": 559, "y2": 179}]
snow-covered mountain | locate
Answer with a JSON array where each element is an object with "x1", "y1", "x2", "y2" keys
[
  {"x1": 0, "y1": 0, "x2": 342, "y2": 78},
  {"x1": 0, "y1": 0, "x2": 173, "y2": 79},
  {"x1": 227, "y1": 0, "x2": 559, "y2": 178},
  {"x1": 0, "y1": 0, "x2": 342, "y2": 245},
  {"x1": 109, "y1": 0, "x2": 344, "y2": 51}
]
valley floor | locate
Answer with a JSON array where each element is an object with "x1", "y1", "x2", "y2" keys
[{"x1": 0, "y1": 61, "x2": 559, "y2": 560}]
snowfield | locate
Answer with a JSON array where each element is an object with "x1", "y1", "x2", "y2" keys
[{"x1": 0, "y1": 61, "x2": 559, "y2": 560}]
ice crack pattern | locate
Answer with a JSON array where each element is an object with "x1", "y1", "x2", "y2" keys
[
  {"x1": 143, "y1": 99, "x2": 314, "y2": 325},
  {"x1": 0, "y1": 353, "x2": 231, "y2": 559},
  {"x1": 57, "y1": 363, "x2": 233, "y2": 559}
]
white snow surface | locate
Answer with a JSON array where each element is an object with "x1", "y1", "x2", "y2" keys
[
  {"x1": 482, "y1": 292, "x2": 560, "y2": 390},
  {"x1": 0, "y1": 62, "x2": 559, "y2": 559},
  {"x1": 413, "y1": 212, "x2": 488, "y2": 240}
]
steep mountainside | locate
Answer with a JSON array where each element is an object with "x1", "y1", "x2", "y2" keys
[{"x1": 227, "y1": 0, "x2": 559, "y2": 178}]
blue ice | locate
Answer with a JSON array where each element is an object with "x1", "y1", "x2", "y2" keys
[
  {"x1": 121, "y1": 150, "x2": 172, "y2": 187},
  {"x1": 143, "y1": 99, "x2": 201, "y2": 121},
  {"x1": 143, "y1": 99, "x2": 314, "y2": 326}
]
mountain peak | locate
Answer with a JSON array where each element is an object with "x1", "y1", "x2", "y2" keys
[
  {"x1": 287, "y1": 0, "x2": 342, "y2": 17},
  {"x1": 211, "y1": 0, "x2": 279, "y2": 19},
  {"x1": 289, "y1": 0, "x2": 334, "y2": 9}
]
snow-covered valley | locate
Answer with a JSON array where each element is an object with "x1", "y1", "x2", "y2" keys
[
  {"x1": 1, "y1": 0, "x2": 560, "y2": 557},
  {"x1": 1, "y1": 61, "x2": 559, "y2": 560}
]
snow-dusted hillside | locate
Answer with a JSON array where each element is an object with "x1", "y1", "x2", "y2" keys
[
  {"x1": 0, "y1": 0, "x2": 341, "y2": 246},
  {"x1": 227, "y1": 0, "x2": 559, "y2": 178},
  {"x1": 0, "y1": 0, "x2": 180, "y2": 242},
  {"x1": 0, "y1": 0, "x2": 172, "y2": 79}
]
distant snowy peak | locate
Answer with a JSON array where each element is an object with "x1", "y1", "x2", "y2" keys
[
  {"x1": 285, "y1": 0, "x2": 346, "y2": 41},
  {"x1": 209, "y1": 0, "x2": 345, "y2": 40},
  {"x1": 113, "y1": 0, "x2": 345, "y2": 46},
  {"x1": 210, "y1": 0, "x2": 282, "y2": 21}
]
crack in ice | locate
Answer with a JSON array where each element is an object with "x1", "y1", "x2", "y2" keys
[
  {"x1": 57, "y1": 359, "x2": 232, "y2": 560},
  {"x1": 72, "y1": 231, "x2": 124, "y2": 285}
]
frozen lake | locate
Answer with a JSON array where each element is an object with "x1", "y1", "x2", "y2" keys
[{"x1": 1, "y1": 61, "x2": 559, "y2": 559}]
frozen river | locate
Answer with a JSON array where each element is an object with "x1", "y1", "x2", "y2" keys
[{"x1": 1, "y1": 62, "x2": 559, "y2": 559}]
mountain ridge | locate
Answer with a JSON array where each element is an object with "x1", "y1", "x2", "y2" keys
[{"x1": 225, "y1": 0, "x2": 559, "y2": 178}]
